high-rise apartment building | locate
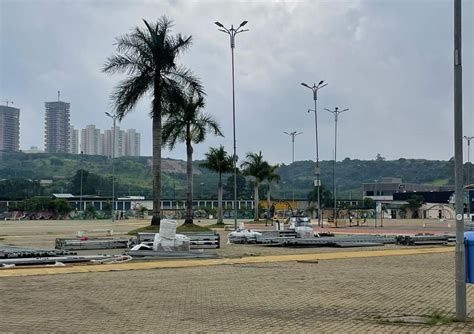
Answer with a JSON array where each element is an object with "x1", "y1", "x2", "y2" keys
[
  {"x1": 80, "y1": 124, "x2": 101, "y2": 155},
  {"x1": 0, "y1": 105, "x2": 20, "y2": 152},
  {"x1": 73, "y1": 124, "x2": 141, "y2": 157},
  {"x1": 69, "y1": 126, "x2": 79, "y2": 154},
  {"x1": 44, "y1": 101, "x2": 70, "y2": 153},
  {"x1": 103, "y1": 126, "x2": 126, "y2": 157},
  {"x1": 125, "y1": 129, "x2": 141, "y2": 156}
]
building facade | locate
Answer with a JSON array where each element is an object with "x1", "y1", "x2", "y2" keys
[
  {"x1": 125, "y1": 129, "x2": 140, "y2": 156},
  {"x1": 44, "y1": 101, "x2": 70, "y2": 153},
  {"x1": 69, "y1": 126, "x2": 79, "y2": 154},
  {"x1": 80, "y1": 125, "x2": 101, "y2": 155},
  {"x1": 0, "y1": 105, "x2": 20, "y2": 152}
]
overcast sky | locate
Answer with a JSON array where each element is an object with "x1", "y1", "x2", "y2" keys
[{"x1": 1, "y1": 0, "x2": 473, "y2": 164}]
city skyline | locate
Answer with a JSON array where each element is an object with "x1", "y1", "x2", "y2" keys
[{"x1": 1, "y1": 1, "x2": 473, "y2": 164}]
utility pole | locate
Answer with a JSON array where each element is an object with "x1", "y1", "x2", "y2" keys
[
  {"x1": 215, "y1": 20, "x2": 248, "y2": 230},
  {"x1": 454, "y1": 0, "x2": 466, "y2": 322},
  {"x1": 283, "y1": 131, "x2": 303, "y2": 202},
  {"x1": 302, "y1": 81, "x2": 327, "y2": 227},
  {"x1": 325, "y1": 107, "x2": 349, "y2": 228}
]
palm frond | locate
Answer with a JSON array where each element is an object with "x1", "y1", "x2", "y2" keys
[{"x1": 111, "y1": 72, "x2": 153, "y2": 120}]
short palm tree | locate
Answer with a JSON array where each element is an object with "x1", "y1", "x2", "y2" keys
[
  {"x1": 241, "y1": 151, "x2": 270, "y2": 221},
  {"x1": 103, "y1": 17, "x2": 203, "y2": 226},
  {"x1": 162, "y1": 91, "x2": 223, "y2": 225},
  {"x1": 264, "y1": 164, "x2": 281, "y2": 214},
  {"x1": 200, "y1": 146, "x2": 233, "y2": 224}
]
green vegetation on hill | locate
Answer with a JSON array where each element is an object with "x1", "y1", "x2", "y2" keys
[{"x1": 0, "y1": 152, "x2": 467, "y2": 200}]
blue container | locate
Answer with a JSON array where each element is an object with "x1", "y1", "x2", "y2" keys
[{"x1": 465, "y1": 232, "x2": 474, "y2": 283}]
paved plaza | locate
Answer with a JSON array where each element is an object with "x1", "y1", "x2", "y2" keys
[
  {"x1": 1, "y1": 218, "x2": 473, "y2": 332},
  {"x1": 1, "y1": 250, "x2": 473, "y2": 332}
]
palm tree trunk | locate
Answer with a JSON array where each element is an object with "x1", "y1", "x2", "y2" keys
[
  {"x1": 254, "y1": 183, "x2": 259, "y2": 221},
  {"x1": 185, "y1": 139, "x2": 193, "y2": 224},
  {"x1": 151, "y1": 101, "x2": 161, "y2": 226},
  {"x1": 267, "y1": 184, "x2": 271, "y2": 216},
  {"x1": 217, "y1": 172, "x2": 223, "y2": 224}
]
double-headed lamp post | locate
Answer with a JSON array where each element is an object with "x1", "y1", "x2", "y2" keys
[
  {"x1": 215, "y1": 20, "x2": 248, "y2": 230},
  {"x1": 301, "y1": 81, "x2": 327, "y2": 227},
  {"x1": 283, "y1": 131, "x2": 302, "y2": 202},
  {"x1": 105, "y1": 112, "x2": 118, "y2": 222},
  {"x1": 324, "y1": 107, "x2": 349, "y2": 227}
]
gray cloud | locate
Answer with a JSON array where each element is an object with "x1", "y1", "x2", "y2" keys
[{"x1": 1, "y1": 0, "x2": 473, "y2": 164}]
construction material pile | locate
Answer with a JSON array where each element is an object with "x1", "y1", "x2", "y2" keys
[
  {"x1": 396, "y1": 234, "x2": 451, "y2": 246},
  {"x1": 0, "y1": 245, "x2": 124, "y2": 267}
]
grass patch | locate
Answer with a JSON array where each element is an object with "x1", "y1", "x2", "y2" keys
[
  {"x1": 207, "y1": 223, "x2": 228, "y2": 229},
  {"x1": 425, "y1": 312, "x2": 457, "y2": 326},
  {"x1": 177, "y1": 224, "x2": 211, "y2": 233},
  {"x1": 128, "y1": 223, "x2": 211, "y2": 235},
  {"x1": 128, "y1": 225, "x2": 161, "y2": 235}
]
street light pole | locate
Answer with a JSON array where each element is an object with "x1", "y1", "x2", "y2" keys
[
  {"x1": 215, "y1": 20, "x2": 248, "y2": 230},
  {"x1": 80, "y1": 151, "x2": 84, "y2": 212},
  {"x1": 105, "y1": 112, "x2": 118, "y2": 223},
  {"x1": 454, "y1": 0, "x2": 466, "y2": 322},
  {"x1": 284, "y1": 131, "x2": 302, "y2": 202},
  {"x1": 302, "y1": 81, "x2": 327, "y2": 227},
  {"x1": 325, "y1": 107, "x2": 349, "y2": 228},
  {"x1": 464, "y1": 136, "x2": 473, "y2": 185}
]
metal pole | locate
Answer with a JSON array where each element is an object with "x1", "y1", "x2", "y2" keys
[
  {"x1": 454, "y1": 0, "x2": 466, "y2": 322},
  {"x1": 230, "y1": 35, "x2": 238, "y2": 230},
  {"x1": 313, "y1": 96, "x2": 321, "y2": 228},
  {"x1": 80, "y1": 151, "x2": 83, "y2": 212},
  {"x1": 302, "y1": 82, "x2": 326, "y2": 227},
  {"x1": 464, "y1": 136, "x2": 473, "y2": 185},
  {"x1": 112, "y1": 117, "x2": 116, "y2": 223},
  {"x1": 334, "y1": 114, "x2": 337, "y2": 227},
  {"x1": 292, "y1": 135, "x2": 295, "y2": 165},
  {"x1": 215, "y1": 21, "x2": 248, "y2": 230},
  {"x1": 325, "y1": 107, "x2": 349, "y2": 228}
]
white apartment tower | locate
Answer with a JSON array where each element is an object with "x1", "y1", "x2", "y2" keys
[
  {"x1": 125, "y1": 129, "x2": 141, "y2": 156},
  {"x1": 80, "y1": 124, "x2": 101, "y2": 155},
  {"x1": 69, "y1": 126, "x2": 79, "y2": 154}
]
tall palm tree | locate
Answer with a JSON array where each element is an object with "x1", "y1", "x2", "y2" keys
[
  {"x1": 241, "y1": 151, "x2": 270, "y2": 221},
  {"x1": 103, "y1": 17, "x2": 203, "y2": 226},
  {"x1": 162, "y1": 91, "x2": 223, "y2": 225},
  {"x1": 200, "y1": 146, "x2": 233, "y2": 224},
  {"x1": 264, "y1": 164, "x2": 281, "y2": 214}
]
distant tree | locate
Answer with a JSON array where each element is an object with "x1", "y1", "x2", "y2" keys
[
  {"x1": 51, "y1": 199, "x2": 72, "y2": 218},
  {"x1": 404, "y1": 195, "x2": 425, "y2": 218},
  {"x1": 162, "y1": 90, "x2": 223, "y2": 225},
  {"x1": 241, "y1": 152, "x2": 270, "y2": 221},
  {"x1": 224, "y1": 173, "x2": 248, "y2": 199},
  {"x1": 264, "y1": 164, "x2": 281, "y2": 212},
  {"x1": 103, "y1": 17, "x2": 203, "y2": 226},
  {"x1": 363, "y1": 197, "x2": 375, "y2": 209},
  {"x1": 85, "y1": 204, "x2": 96, "y2": 219},
  {"x1": 200, "y1": 146, "x2": 233, "y2": 224},
  {"x1": 307, "y1": 184, "x2": 333, "y2": 209},
  {"x1": 102, "y1": 202, "x2": 112, "y2": 216},
  {"x1": 375, "y1": 153, "x2": 385, "y2": 161}
]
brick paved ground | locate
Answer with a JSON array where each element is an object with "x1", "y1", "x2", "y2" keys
[{"x1": 1, "y1": 252, "x2": 473, "y2": 333}]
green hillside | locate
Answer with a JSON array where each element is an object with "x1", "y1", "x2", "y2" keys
[{"x1": 0, "y1": 151, "x2": 466, "y2": 200}]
